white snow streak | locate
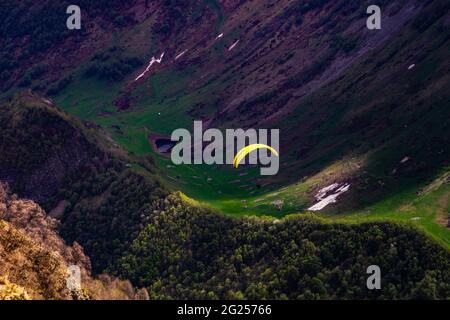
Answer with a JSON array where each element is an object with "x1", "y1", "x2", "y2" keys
[
  {"x1": 134, "y1": 52, "x2": 165, "y2": 81},
  {"x1": 175, "y1": 50, "x2": 188, "y2": 60},
  {"x1": 215, "y1": 33, "x2": 224, "y2": 40},
  {"x1": 400, "y1": 156, "x2": 410, "y2": 164},
  {"x1": 228, "y1": 40, "x2": 239, "y2": 51},
  {"x1": 314, "y1": 183, "x2": 339, "y2": 200}
]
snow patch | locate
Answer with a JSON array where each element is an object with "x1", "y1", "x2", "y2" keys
[
  {"x1": 315, "y1": 183, "x2": 340, "y2": 200},
  {"x1": 400, "y1": 156, "x2": 410, "y2": 164},
  {"x1": 228, "y1": 40, "x2": 240, "y2": 51},
  {"x1": 134, "y1": 52, "x2": 165, "y2": 81},
  {"x1": 42, "y1": 98, "x2": 53, "y2": 105},
  {"x1": 175, "y1": 50, "x2": 188, "y2": 60},
  {"x1": 308, "y1": 183, "x2": 350, "y2": 211},
  {"x1": 215, "y1": 33, "x2": 224, "y2": 40}
]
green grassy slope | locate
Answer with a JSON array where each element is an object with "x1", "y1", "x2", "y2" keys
[{"x1": 1, "y1": 0, "x2": 448, "y2": 247}]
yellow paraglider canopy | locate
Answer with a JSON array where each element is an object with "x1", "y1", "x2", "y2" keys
[{"x1": 233, "y1": 144, "x2": 279, "y2": 168}]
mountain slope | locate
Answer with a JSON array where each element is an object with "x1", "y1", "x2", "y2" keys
[
  {"x1": 0, "y1": 93, "x2": 168, "y2": 273},
  {"x1": 0, "y1": 0, "x2": 448, "y2": 242},
  {"x1": 110, "y1": 193, "x2": 450, "y2": 299},
  {"x1": 0, "y1": 93, "x2": 448, "y2": 300},
  {"x1": 7, "y1": 0, "x2": 443, "y2": 218},
  {"x1": 0, "y1": 183, "x2": 148, "y2": 300},
  {"x1": 0, "y1": 94, "x2": 107, "y2": 204}
]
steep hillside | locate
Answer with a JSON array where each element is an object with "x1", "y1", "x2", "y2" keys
[
  {"x1": 0, "y1": 218, "x2": 80, "y2": 300},
  {"x1": 0, "y1": 275, "x2": 30, "y2": 300},
  {"x1": 109, "y1": 193, "x2": 450, "y2": 299},
  {"x1": 4, "y1": 0, "x2": 443, "y2": 218},
  {"x1": 0, "y1": 94, "x2": 107, "y2": 205},
  {"x1": 0, "y1": 93, "x2": 168, "y2": 273},
  {"x1": 0, "y1": 94, "x2": 448, "y2": 300},
  {"x1": 0, "y1": 93, "x2": 163, "y2": 209},
  {"x1": 0, "y1": 0, "x2": 448, "y2": 234},
  {"x1": 0, "y1": 183, "x2": 148, "y2": 300},
  {"x1": 61, "y1": 169, "x2": 168, "y2": 273},
  {"x1": 0, "y1": 0, "x2": 221, "y2": 93},
  {"x1": 0, "y1": 0, "x2": 138, "y2": 91}
]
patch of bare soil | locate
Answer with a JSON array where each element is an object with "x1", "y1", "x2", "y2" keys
[{"x1": 436, "y1": 193, "x2": 450, "y2": 228}]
